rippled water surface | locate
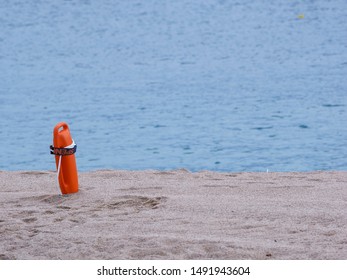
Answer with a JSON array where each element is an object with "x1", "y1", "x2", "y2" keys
[{"x1": 1, "y1": 0, "x2": 346, "y2": 171}]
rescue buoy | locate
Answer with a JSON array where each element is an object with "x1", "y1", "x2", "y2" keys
[{"x1": 50, "y1": 122, "x2": 78, "y2": 194}]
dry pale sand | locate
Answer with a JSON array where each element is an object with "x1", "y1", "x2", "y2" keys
[{"x1": 0, "y1": 170, "x2": 346, "y2": 260}]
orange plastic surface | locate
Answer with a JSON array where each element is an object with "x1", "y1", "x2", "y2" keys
[{"x1": 53, "y1": 122, "x2": 78, "y2": 194}]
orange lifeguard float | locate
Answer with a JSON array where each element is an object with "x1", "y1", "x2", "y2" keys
[{"x1": 50, "y1": 122, "x2": 78, "y2": 194}]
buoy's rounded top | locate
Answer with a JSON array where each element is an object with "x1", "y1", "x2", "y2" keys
[{"x1": 53, "y1": 122, "x2": 73, "y2": 148}]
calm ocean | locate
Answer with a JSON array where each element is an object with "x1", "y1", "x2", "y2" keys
[{"x1": 0, "y1": 0, "x2": 346, "y2": 172}]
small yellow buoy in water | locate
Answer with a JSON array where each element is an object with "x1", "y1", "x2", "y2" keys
[{"x1": 298, "y1": 14, "x2": 304, "y2": 19}]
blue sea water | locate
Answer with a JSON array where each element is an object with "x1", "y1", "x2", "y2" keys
[{"x1": 0, "y1": 0, "x2": 346, "y2": 172}]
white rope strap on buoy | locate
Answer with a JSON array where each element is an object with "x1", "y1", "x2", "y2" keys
[{"x1": 57, "y1": 154, "x2": 62, "y2": 182}]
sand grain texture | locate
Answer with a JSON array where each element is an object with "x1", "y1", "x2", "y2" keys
[{"x1": 0, "y1": 170, "x2": 346, "y2": 259}]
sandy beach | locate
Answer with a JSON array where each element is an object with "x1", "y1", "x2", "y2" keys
[{"x1": 0, "y1": 170, "x2": 346, "y2": 260}]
